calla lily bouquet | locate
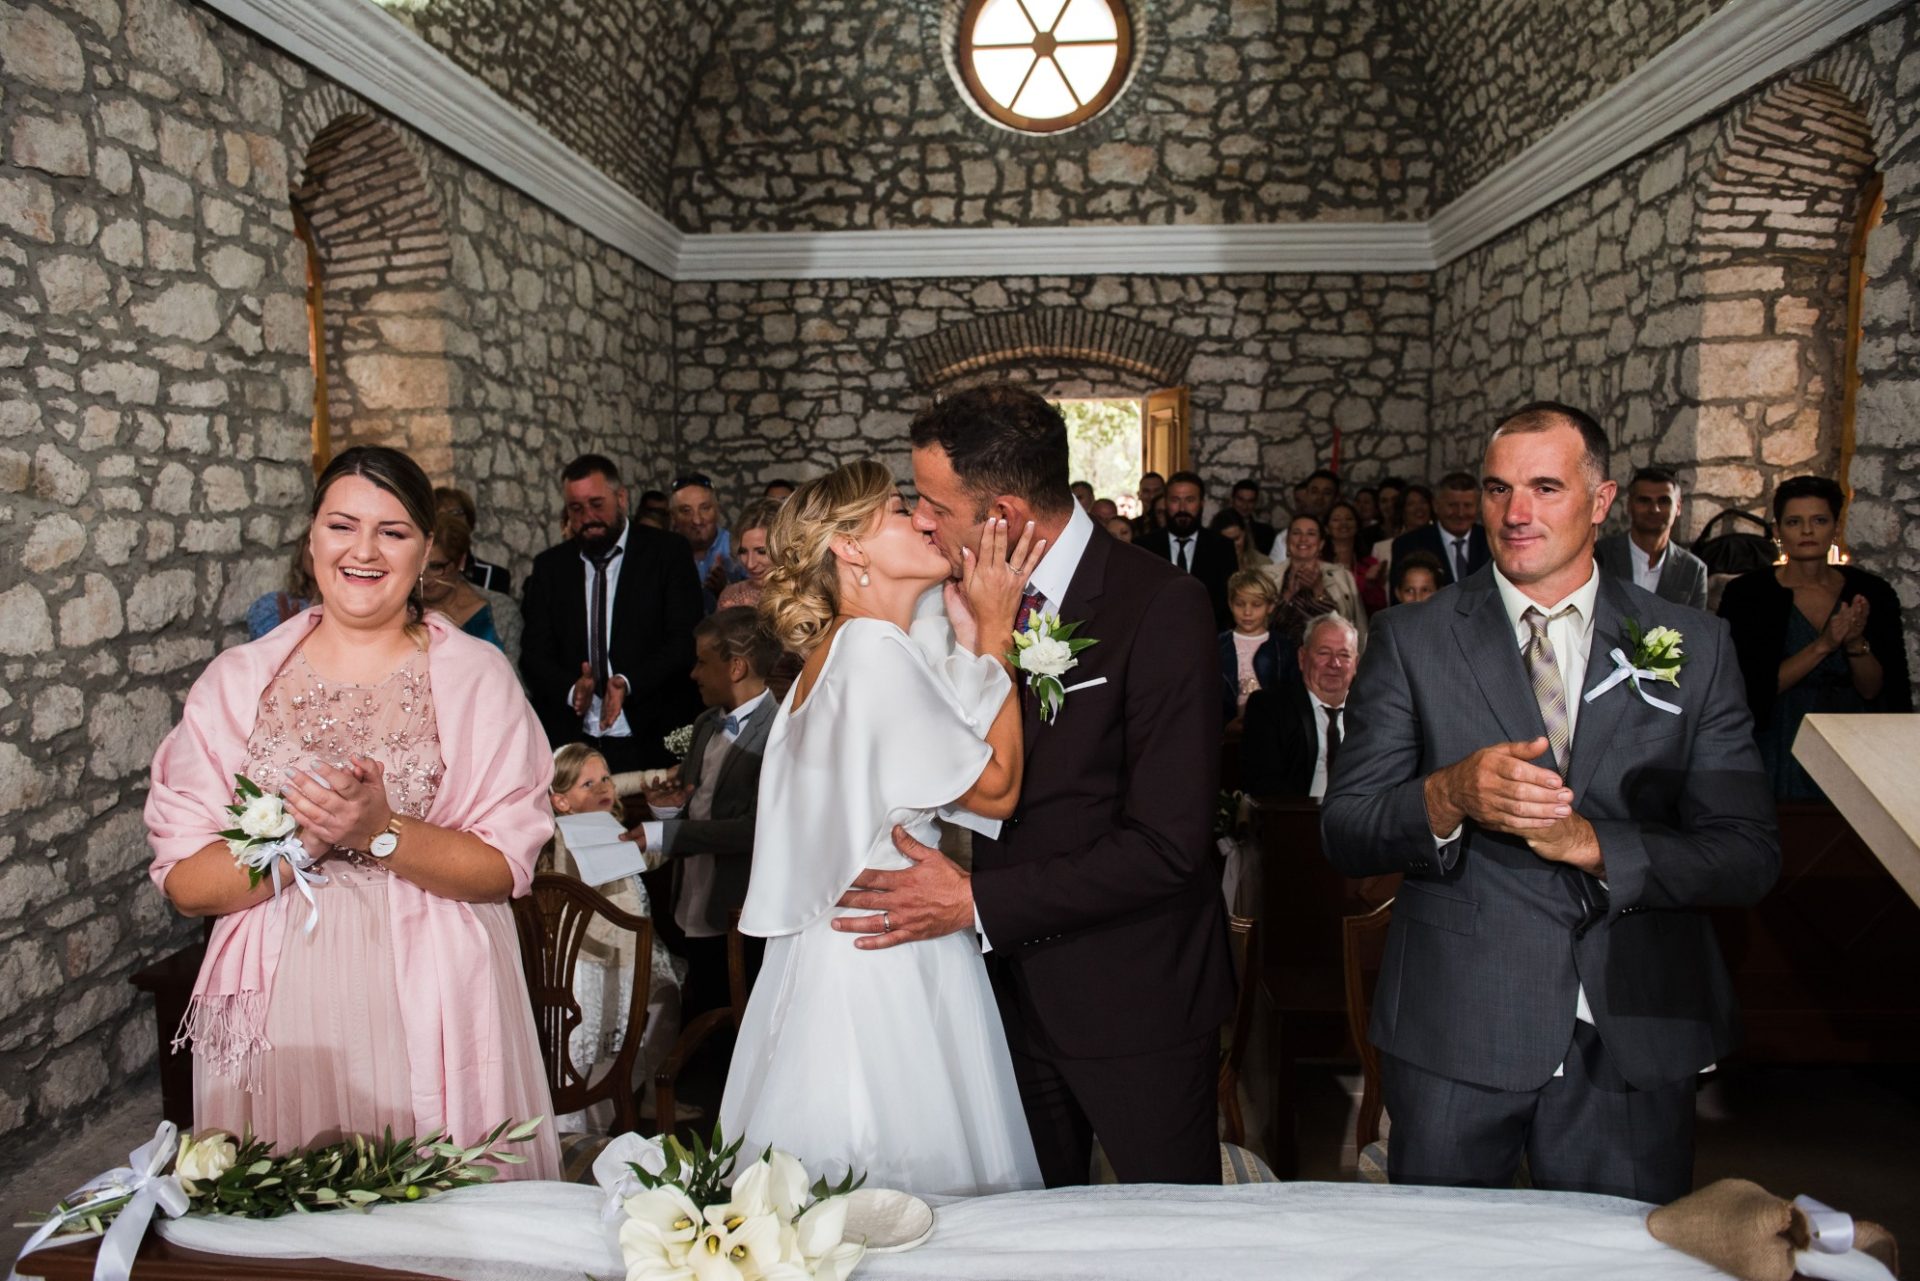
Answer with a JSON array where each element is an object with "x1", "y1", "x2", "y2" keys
[{"x1": 611, "y1": 1127, "x2": 867, "y2": 1281}]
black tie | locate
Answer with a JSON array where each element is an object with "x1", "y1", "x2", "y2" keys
[
  {"x1": 1176, "y1": 536, "x2": 1193, "y2": 572},
  {"x1": 1323, "y1": 704, "x2": 1344, "y2": 778},
  {"x1": 587, "y1": 544, "x2": 622, "y2": 700}
]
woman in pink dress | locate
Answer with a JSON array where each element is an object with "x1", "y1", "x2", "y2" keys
[{"x1": 146, "y1": 445, "x2": 560, "y2": 1177}]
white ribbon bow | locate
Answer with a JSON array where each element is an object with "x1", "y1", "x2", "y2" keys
[
  {"x1": 14, "y1": 1121, "x2": 190, "y2": 1281},
  {"x1": 1791, "y1": 1194, "x2": 1899, "y2": 1281},
  {"x1": 1582, "y1": 646, "x2": 1682, "y2": 715},
  {"x1": 238, "y1": 837, "x2": 327, "y2": 934}
]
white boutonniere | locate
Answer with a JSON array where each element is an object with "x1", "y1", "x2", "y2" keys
[
  {"x1": 1584, "y1": 619, "x2": 1687, "y2": 715},
  {"x1": 219, "y1": 774, "x2": 325, "y2": 932},
  {"x1": 1007, "y1": 611, "x2": 1098, "y2": 724},
  {"x1": 662, "y1": 724, "x2": 696, "y2": 759}
]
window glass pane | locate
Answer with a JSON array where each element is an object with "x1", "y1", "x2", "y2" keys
[
  {"x1": 1021, "y1": 0, "x2": 1070, "y2": 32},
  {"x1": 972, "y1": 0, "x2": 1036, "y2": 46},
  {"x1": 1053, "y1": 0, "x2": 1118, "y2": 42},
  {"x1": 971, "y1": 48, "x2": 1037, "y2": 108},
  {"x1": 1013, "y1": 56, "x2": 1077, "y2": 117},
  {"x1": 1054, "y1": 44, "x2": 1117, "y2": 101}
]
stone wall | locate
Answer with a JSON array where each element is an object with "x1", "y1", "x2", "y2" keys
[
  {"x1": 1428, "y1": 9, "x2": 1920, "y2": 668},
  {"x1": 1392, "y1": 0, "x2": 1733, "y2": 204},
  {"x1": 0, "y1": 0, "x2": 673, "y2": 1176},
  {"x1": 668, "y1": 0, "x2": 1436, "y2": 231},
  {"x1": 378, "y1": 0, "x2": 723, "y2": 211},
  {"x1": 672, "y1": 272, "x2": 1431, "y2": 526}
]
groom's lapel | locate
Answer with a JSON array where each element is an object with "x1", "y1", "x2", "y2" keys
[
  {"x1": 1025, "y1": 530, "x2": 1112, "y2": 749},
  {"x1": 1453, "y1": 575, "x2": 1547, "y2": 748},
  {"x1": 1567, "y1": 572, "x2": 1635, "y2": 799}
]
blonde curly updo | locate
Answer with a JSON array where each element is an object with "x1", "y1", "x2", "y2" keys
[{"x1": 760, "y1": 460, "x2": 896, "y2": 654}]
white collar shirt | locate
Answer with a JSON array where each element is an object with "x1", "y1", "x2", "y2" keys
[
  {"x1": 1024, "y1": 499, "x2": 1097, "y2": 615},
  {"x1": 1630, "y1": 540, "x2": 1668, "y2": 596},
  {"x1": 577, "y1": 519, "x2": 634, "y2": 738}
]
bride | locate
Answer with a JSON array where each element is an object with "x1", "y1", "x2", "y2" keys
[{"x1": 719, "y1": 459, "x2": 1046, "y2": 1196}]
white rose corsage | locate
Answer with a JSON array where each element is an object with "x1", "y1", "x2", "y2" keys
[
  {"x1": 1583, "y1": 619, "x2": 1687, "y2": 715},
  {"x1": 219, "y1": 774, "x2": 325, "y2": 932},
  {"x1": 1006, "y1": 610, "x2": 1098, "y2": 725}
]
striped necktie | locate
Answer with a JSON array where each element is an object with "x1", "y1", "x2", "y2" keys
[{"x1": 1522, "y1": 604, "x2": 1580, "y2": 772}]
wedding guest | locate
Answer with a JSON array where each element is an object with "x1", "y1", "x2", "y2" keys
[
  {"x1": 1071, "y1": 480, "x2": 1095, "y2": 512},
  {"x1": 621, "y1": 607, "x2": 780, "y2": 1016},
  {"x1": 1354, "y1": 486, "x2": 1382, "y2": 538},
  {"x1": 1595, "y1": 466, "x2": 1709, "y2": 609},
  {"x1": 520, "y1": 454, "x2": 704, "y2": 772},
  {"x1": 1391, "y1": 551, "x2": 1445, "y2": 606},
  {"x1": 1299, "y1": 468, "x2": 1341, "y2": 519},
  {"x1": 1105, "y1": 516, "x2": 1135, "y2": 544},
  {"x1": 636, "y1": 489, "x2": 671, "y2": 530},
  {"x1": 244, "y1": 539, "x2": 316, "y2": 639},
  {"x1": 1718, "y1": 475, "x2": 1912, "y2": 800},
  {"x1": 764, "y1": 478, "x2": 797, "y2": 502},
  {"x1": 434, "y1": 485, "x2": 512, "y2": 594},
  {"x1": 1325, "y1": 500, "x2": 1387, "y2": 615},
  {"x1": 1140, "y1": 471, "x2": 1235, "y2": 629},
  {"x1": 1218, "y1": 569, "x2": 1295, "y2": 727},
  {"x1": 1264, "y1": 513, "x2": 1368, "y2": 647},
  {"x1": 545, "y1": 743, "x2": 683, "y2": 1122},
  {"x1": 1372, "y1": 481, "x2": 1427, "y2": 567},
  {"x1": 423, "y1": 512, "x2": 504, "y2": 652},
  {"x1": 146, "y1": 444, "x2": 560, "y2": 1178},
  {"x1": 1209, "y1": 509, "x2": 1271, "y2": 571},
  {"x1": 1394, "y1": 472, "x2": 1488, "y2": 588},
  {"x1": 671, "y1": 473, "x2": 746, "y2": 613},
  {"x1": 1241, "y1": 613, "x2": 1357, "y2": 799},
  {"x1": 1091, "y1": 497, "x2": 1120, "y2": 526},
  {"x1": 717, "y1": 497, "x2": 780, "y2": 610},
  {"x1": 1133, "y1": 472, "x2": 1167, "y2": 538},
  {"x1": 1230, "y1": 479, "x2": 1278, "y2": 555}
]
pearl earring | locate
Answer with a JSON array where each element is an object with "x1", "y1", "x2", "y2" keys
[{"x1": 858, "y1": 570, "x2": 871, "y2": 587}]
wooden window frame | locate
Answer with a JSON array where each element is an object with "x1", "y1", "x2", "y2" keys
[{"x1": 957, "y1": 0, "x2": 1133, "y2": 134}]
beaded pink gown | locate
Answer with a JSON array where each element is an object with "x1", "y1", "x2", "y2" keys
[{"x1": 195, "y1": 647, "x2": 560, "y2": 1178}]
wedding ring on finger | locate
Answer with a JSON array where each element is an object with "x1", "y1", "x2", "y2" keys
[{"x1": 883, "y1": 911, "x2": 893, "y2": 933}]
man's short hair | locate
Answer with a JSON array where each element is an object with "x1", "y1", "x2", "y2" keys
[
  {"x1": 907, "y1": 384, "x2": 1073, "y2": 516},
  {"x1": 563, "y1": 454, "x2": 622, "y2": 486},
  {"x1": 639, "y1": 489, "x2": 668, "y2": 508},
  {"x1": 1140, "y1": 470, "x2": 1165, "y2": 484},
  {"x1": 1772, "y1": 474, "x2": 1845, "y2": 522},
  {"x1": 1437, "y1": 470, "x2": 1478, "y2": 493},
  {"x1": 1232, "y1": 479, "x2": 1260, "y2": 498},
  {"x1": 433, "y1": 485, "x2": 477, "y2": 529},
  {"x1": 694, "y1": 607, "x2": 783, "y2": 679},
  {"x1": 1492, "y1": 400, "x2": 1610, "y2": 481},
  {"x1": 1302, "y1": 612, "x2": 1359, "y2": 650},
  {"x1": 1306, "y1": 468, "x2": 1340, "y2": 490},
  {"x1": 1167, "y1": 469, "x2": 1206, "y2": 496},
  {"x1": 764, "y1": 477, "x2": 796, "y2": 494},
  {"x1": 1629, "y1": 465, "x2": 1681, "y2": 491},
  {"x1": 1390, "y1": 550, "x2": 1445, "y2": 593}
]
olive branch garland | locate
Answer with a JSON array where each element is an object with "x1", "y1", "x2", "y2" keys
[{"x1": 31, "y1": 1118, "x2": 545, "y2": 1235}]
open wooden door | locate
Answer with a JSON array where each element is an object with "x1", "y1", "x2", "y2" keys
[{"x1": 1143, "y1": 386, "x2": 1190, "y2": 477}]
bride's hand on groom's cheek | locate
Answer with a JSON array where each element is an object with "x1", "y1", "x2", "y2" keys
[{"x1": 832, "y1": 824, "x2": 975, "y2": 948}]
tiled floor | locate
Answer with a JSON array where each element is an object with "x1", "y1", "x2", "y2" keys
[{"x1": 4, "y1": 1060, "x2": 1915, "y2": 1267}]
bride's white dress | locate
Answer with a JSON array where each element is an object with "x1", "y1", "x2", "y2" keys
[{"x1": 720, "y1": 617, "x2": 1044, "y2": 1197}]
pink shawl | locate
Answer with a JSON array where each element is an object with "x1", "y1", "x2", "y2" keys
[{"x1": 145, "y1": 607, "x2": 554, "y2": 1144}]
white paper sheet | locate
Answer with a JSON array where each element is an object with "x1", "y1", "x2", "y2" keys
[{"x1": 553, "y1": 812, "x2": 645, "y2": 886}]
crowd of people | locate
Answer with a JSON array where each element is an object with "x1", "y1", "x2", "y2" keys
[{"x1": 170, "y1": 387, "x2": 1909, "y2": 1205}]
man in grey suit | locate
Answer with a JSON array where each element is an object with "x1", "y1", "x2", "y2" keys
[
  {"x1": 1594, "y1": 466, "x2": 1709, "y2": 609},
  {"x1": 623, "y1": 606, "x2": 781, "y2": 1015},
  {"x1": 1322, "y1": 402, "x2": 1778, "y2": 1202}
]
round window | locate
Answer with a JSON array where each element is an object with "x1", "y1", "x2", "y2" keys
[{"x1": 957, "y1": 0, "x2": 1134, "y2": 134}]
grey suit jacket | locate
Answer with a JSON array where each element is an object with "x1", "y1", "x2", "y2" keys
[
  {"x1": 1320, "y1": 566, "x2": 1778, "y2": 1092},
  {"x1": 1594, "y1": 532, "x2": 1709, "y2": 610},
  {"x1": 659, "y1": 695, "x2": 774, "y2": 934}
]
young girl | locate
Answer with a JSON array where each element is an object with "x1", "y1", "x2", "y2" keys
[{"x1": 1217, "y1": 569, "x2": 1296, "y2": 728}]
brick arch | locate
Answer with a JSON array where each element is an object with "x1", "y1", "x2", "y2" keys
[
  {"x1": 1697, "y1": 76, "x2": 1874, "y2": 257},
  {"x1": 903, "y1": 307, "x2": 1195, "y2": 389},
  {"x1": 289, "y1": 98, "x2": 456, "y2": 482}
]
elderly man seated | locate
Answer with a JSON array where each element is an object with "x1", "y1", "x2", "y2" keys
[{"x1": 1240, "y1": 613, "x2": 1358, "y2": 799}]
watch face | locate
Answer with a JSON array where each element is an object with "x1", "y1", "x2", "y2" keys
[{"x1": 370, "y1": 831, "x2": 399, "y2": 858}]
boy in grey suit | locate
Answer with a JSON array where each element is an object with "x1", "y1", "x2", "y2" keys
[
  {"x1": 625, "y1": 607, "x2": 782, "y2": 1015},
  {"x1": 1322, "y1": 403, "x2": 1778, "y2": 1202}
]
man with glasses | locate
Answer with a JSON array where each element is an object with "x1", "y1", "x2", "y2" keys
[{"x1": 669, "y1": 473, "x2": 746, "y2": 614}]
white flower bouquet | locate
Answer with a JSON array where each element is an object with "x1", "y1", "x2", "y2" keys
[
  {"x1": 218, "y1": 773, "x2": 325, "y2": 932},
  {"x1": 663, "y1": 724, "x2": 697, "y2": 760},
  {"x1": 1006, "y1": 610, "x2": 1098, "y2": 724},
  {"x1": 609, "y1": 1128, "x2": 867, "y2": 1281}
]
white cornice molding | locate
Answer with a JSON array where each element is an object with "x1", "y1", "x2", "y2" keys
[
  {"x1": 1427, "y1": 0, "x2": 1903, "y2": 266},
  {"x1": 674, "y1": 222, "x2": 1438, "y2": 280},
  {"x1": 198, "y1": 0, "x2": 683, "y2": 278},
  {"x1": 204, "y1": 0, "x2": 1894, "y2": 282}
]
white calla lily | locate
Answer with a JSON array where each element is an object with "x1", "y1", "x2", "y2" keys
[
  {"x1": 792, "y1": 1195, "x2": 850, "y2": 1260},
  {"x1": 624, "y1": 1186, "x2": 703, "y2": 1247},
  {"x1": 685, "y1": 1226, "x2": 747, "y2": 1281},
  {"x1": 812, "y1": 1239, "x2": 867, "y2": 1281}
]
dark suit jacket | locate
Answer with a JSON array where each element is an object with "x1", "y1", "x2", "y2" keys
[
  {"x1": 1320, "y1": 568, "x2": 1779, "y2": 1092},
  {"x1": 1594, "y1": 533, "x2": 1709, "y2": 610},
  {"x1": 1217, "y1": 628, "x2": 1298, "y2": 722},
  {"x1": 659, "y1": 696, "x2": 776, "y2": 935},
  {"x1": 1249, "y1": 519, "x2": 1278, "y2": 557},
  {"x1": 519, "y1": 524, "x2": 704, "y2": 758},
  {"x1": 1240, "y1": 680, "x2": 1319, "y2": 799},
  {"x1": 972, "y1": 531, "x2": 1237, "y2": 1060},
  {"x1": 1138, "y1": 525, "x2": 1236, "y2": 630},
  {"x1": 1393, "y1": 523, "x2": 1490, "y2": 587}
]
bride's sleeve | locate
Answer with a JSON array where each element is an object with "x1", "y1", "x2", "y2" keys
[{"x1": 854, "y1": 627, "x2": 1000, "y2": 814}]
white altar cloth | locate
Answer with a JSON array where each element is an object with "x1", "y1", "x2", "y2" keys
[{"x1": 155, "y1": 1179, "x2": 1733, "y2": 1281}]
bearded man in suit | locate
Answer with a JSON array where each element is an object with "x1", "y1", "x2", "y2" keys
[
  {"x1": 1321, "y1": 401, "x2": 1778, "y2": 1201},
  {"x1": 831, "y1": 384, "x2": 1236, "y2": 1187}
]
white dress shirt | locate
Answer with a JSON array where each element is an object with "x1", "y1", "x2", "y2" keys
[
  {"x1": 641, "y1": 689, "x2": 768, "y2": 851},
  {"x1": 577, "y1": 520, "x2": 633, "y2": 739},
  {"x1": 1170, "y1": 532, "x2": 1197, "y2": 573},
  {"x1": 645, "y1": 688, "x2": 769, "y2": 940},
  {"x1": 1307, "y1": 689, "x2": 1345, "y2": 801},
  {"x1": 1629, "y1": 539, "x2": 1669, "y2": 596}
]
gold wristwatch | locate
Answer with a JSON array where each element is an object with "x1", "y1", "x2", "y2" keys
[{"x1": 368, "y1": 815, "x2": 404, "y2": 859}]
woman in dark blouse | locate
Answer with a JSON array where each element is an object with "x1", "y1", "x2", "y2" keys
[{"x1": 1717, "y1": 475, "x2": 1911, "y2": 800}]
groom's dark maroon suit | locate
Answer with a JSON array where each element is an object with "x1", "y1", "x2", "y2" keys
[{"x1": 971, "y1": 527, "x2": 1237, "y2": 1185}]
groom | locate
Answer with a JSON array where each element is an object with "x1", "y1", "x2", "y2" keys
[{"x1": 832, "y1": 384, "x2": 1237, "y2": 1186}]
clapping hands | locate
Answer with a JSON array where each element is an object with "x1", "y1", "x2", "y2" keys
[
  {"x1": 283, "y1": 755, "x2": 394, "y2": 855},
  {"x1": 1822, "y1": 596, "x2": 1870, "y2": 654}
]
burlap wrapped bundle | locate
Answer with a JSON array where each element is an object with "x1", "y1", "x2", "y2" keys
[{"x1": 1646, "y1": 1179, "x2": 1899, "y2": 1281}]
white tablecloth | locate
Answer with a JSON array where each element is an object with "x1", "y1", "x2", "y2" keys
[{"x1": 156, "y1": 1179, "x2": 1735, "y2": 1281}]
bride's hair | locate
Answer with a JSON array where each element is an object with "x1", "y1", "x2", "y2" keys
[{"x1": 760, "y1": 459, "x2": 894, "y2": 654}]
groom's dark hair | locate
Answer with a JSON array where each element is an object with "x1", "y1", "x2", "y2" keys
[{"x1": 909, "y1": 384, "x2": 1074, "y2": 518}]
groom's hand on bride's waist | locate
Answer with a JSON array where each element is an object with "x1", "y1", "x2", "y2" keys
[{"x1": 832, "y1": 824, "x2": 975, "y2": 949}]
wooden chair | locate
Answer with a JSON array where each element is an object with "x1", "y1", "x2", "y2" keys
[
  {"x1": 1218, "y1": 914, "x2": 1260, "y2": 1146},
  {"x1": 1341, "y1": 899, "x2": 1394, "y2": 1156},
  {"x1": 652, "y1": 910, "x2": 750, "y2": 1137},
  {"x1": 513, "y1": 872, "x2": 655, "y2": 1135}
]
